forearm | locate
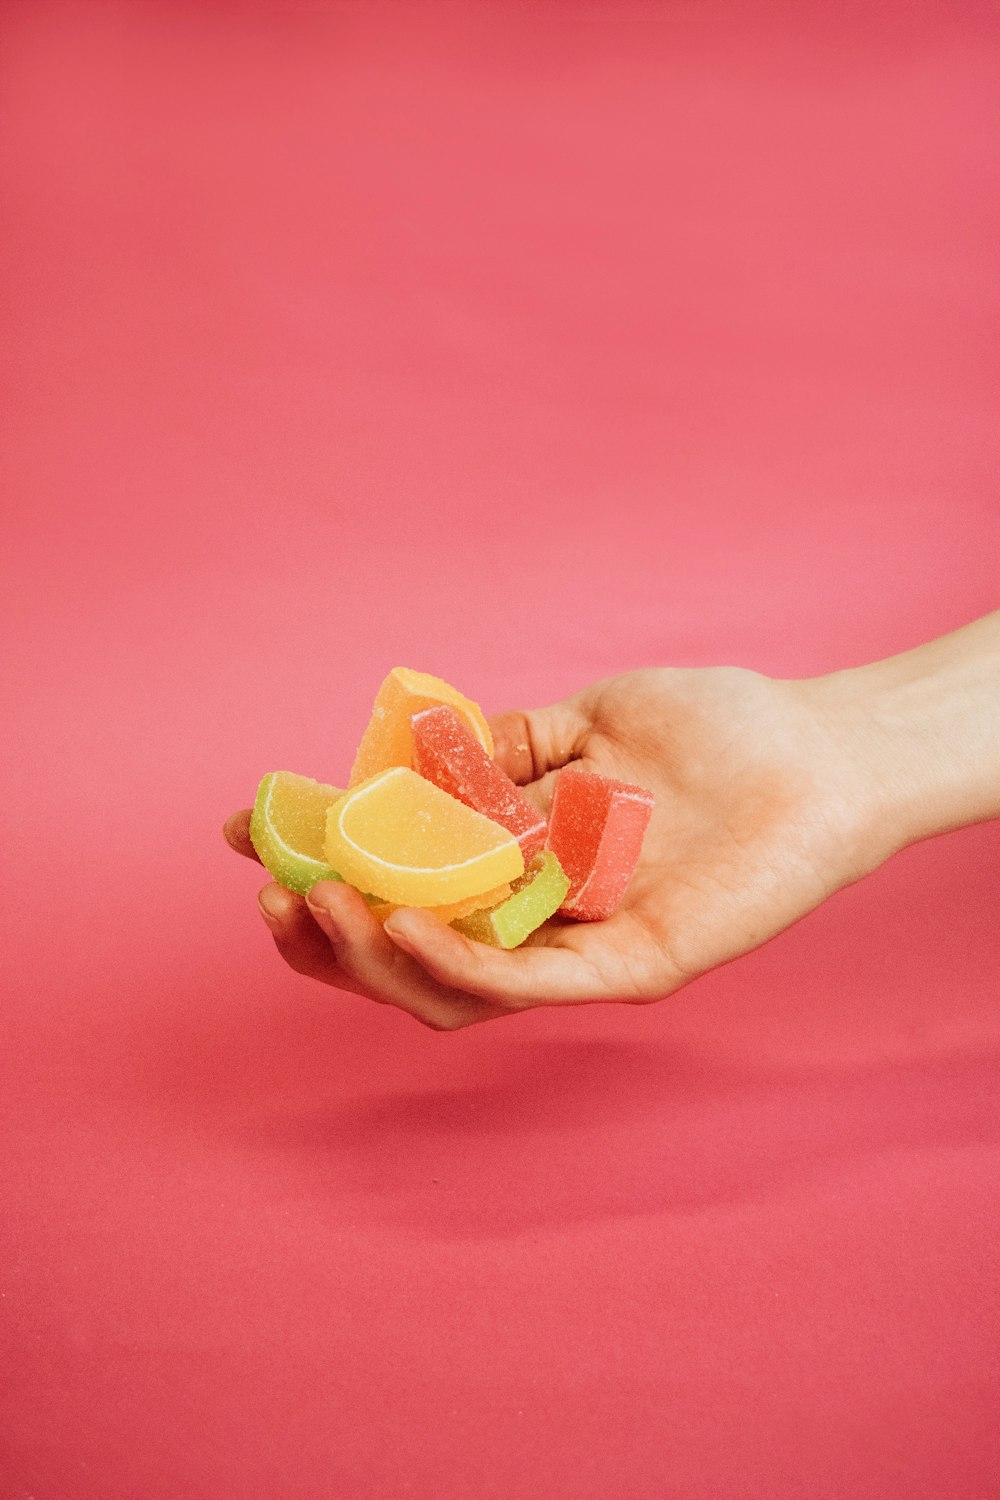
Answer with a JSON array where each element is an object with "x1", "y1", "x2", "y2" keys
[{"x1": 805, "y1": 611, "x2": 1000, "y2": 865}]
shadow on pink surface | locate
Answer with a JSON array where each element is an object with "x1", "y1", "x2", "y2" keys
[{"x1": 151, "y1": 1015, "x2": 1000, "y2": 1237}]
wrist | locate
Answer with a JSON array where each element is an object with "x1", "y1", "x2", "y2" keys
[{"x1": 798, "y1": 614, "x2": 1000, "y2": 870}]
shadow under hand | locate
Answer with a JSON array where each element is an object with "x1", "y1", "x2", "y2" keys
[
  {"x1": 251, "y1": 1031, "x2": 1000, "y2": 1240},
  {"x1": 146, "y1": 962, "x2": 999, "y2": 1241}
]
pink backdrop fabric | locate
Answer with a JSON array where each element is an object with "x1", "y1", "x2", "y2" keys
[{"x1": 2, "y1": 3, "x2": 998, "y2": 1496}]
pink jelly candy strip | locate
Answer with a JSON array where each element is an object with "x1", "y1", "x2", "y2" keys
[
  {"x1": 411, "y1": 705, "x2": 547, "y2": 862},
  {"x1": 544, "y1": 767, "x2": 654, "y2": 921}
]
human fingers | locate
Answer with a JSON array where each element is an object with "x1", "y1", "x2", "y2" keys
[
  {"x1": 257, "y1": 882, "x2": 356, "y2": 983},
  {"x1": 488, "y1": 697, "x2": 591, "y2": 785},
  {"x1": 300, "y1": 882, "x2": 514, "y2": 1030},
  {"x1": 224, "y1": 809, "x2": 260, "y2": 863},
  {"x1": 380, "y1": 906, "x2": 655, "y2": 1008},
  {"x1": 258, "y1": 880, "x2": 496, "y2": 1028}
]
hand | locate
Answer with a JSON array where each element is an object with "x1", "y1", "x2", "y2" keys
[{"x1": 224, "y1": 665, "x2": 889, "y2": 1030}]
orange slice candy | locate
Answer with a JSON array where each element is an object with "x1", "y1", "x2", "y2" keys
[
  {"x1": 324, "y1": 767, "x2": 524, "y2": 906},
  {"x1": 347, "y1": 668, "x2": 494, "y2": 787},
  {"x1": 364, "y1": 882, "x2": 512, "y2": 925}
]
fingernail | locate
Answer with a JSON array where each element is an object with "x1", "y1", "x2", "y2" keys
[
  {"x1": 383, "y1": 914, "x2": 415, "y2": 951},
  {"x1": 257, "y1": 892, "x2": 283, "y2": 929},
  {"x1": 307, "y1": 895, "x2": 339, "y2": 936}
]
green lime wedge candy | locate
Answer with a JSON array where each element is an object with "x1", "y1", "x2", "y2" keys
[
  {"x1": 249, "y1": 771, "x2": 345, "y2": 895},
  {"x1": 451, "y1": 850, "x2": 569, "y2": 949}
]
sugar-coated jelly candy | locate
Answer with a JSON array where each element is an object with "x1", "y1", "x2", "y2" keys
[
  {"x1": 544, "y1": 768, "x2": 653, "y2": 921},
  {"x1": 249, "y1": 771, "x2": 345, "y2": 895},
  {"x1": 324, "y1": 766, "x2": 524, "y2": 906},
  {"x1": 411, "y1": 705, "x2": 546, "y2": 862},
  {"x1": 348, "y1": 668, "x2": 494, "y2": 787},
  {"x1": 365, "y1": 882, "x2": 512, "y2": 925},
  {"x1": 452, "y1": 851, "x2": 570, "y2": 949}
]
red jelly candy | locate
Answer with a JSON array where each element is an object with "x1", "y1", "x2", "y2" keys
[
  {"x1": 545, "y1": 768, "x2": 654, "y2": 921},
  {"x1": 411, "y1": 706, "x2": 547, "y2": 862}
]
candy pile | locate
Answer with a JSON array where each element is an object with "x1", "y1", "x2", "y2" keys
[{"x1": 249, "y1": 669, "x2": 653, "y2": 949}]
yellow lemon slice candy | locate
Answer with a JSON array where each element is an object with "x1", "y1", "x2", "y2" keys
[{"x1": 325, "y1": 767, "x2": 523, "y2": 906}]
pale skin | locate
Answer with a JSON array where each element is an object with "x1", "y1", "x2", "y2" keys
[{"x1": 224, "y1": 613, "x2": 1000, "y2": 1031}]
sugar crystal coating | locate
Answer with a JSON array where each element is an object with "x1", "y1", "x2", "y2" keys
[
  {"x1": 324, "y1": 766, "x2": 524, "y2": 906},
  {"x1": 452, "y1": 851, "x2": 570, "y2": 948},
  {"x1": 348, "y1": 668, "x2": 494, "y2": 787},
  {"x1": 250, "y1": 674, "x2": 651, "y2": 941},
  {"x1": 544, "y1": 768, "x2": 653, "y2": 921},
  {"x1": 249, "y1": 771, "x2": 345, "y2": 895},
  {"x1": 411, "y1": 705, "x2": 546, "y2": 861},
  {"x1": 365, "y1": 882, "x2": 512, "y2": 924}
]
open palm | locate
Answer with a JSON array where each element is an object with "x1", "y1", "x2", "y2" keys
[{"x1": 226, "y1": 665, "x2": 878, "y2": 1030}]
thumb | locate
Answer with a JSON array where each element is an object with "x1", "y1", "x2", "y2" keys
[{"x1": 488, "y1": 696, "x2": 591, "y2": 785}]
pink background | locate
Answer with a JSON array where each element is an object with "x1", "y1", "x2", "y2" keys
[{"x1": 2, "y1": 2, "x2": 998, "y2": 1496}]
